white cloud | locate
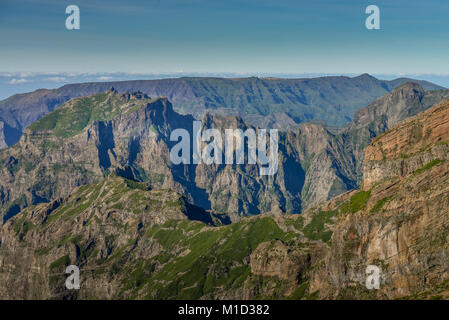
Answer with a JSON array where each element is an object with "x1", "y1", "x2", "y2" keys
[
  {"x1": 97, "y1": 76, "x2": 113, "y2": 81},
  {"x1": 0, "y1": 73, "x2": 16, "y2": 77},
  {"x1": 45, "y1": 77, "x2": 67, "y2": 82},
  {"x1": 8, "y1": 78, "x2": 32, "y2": 84},
  {"x1": 18, "y1": 72, "x2": 34, "y2": 78}
]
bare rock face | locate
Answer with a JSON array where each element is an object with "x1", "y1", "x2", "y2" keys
[
  {"x1": 0, "y1": 89, "x2": 362, "y2": 223},
  {"x1": 250, "y1": 240, "x2": 299, "y2": 280},
  {"x1": 311, "y1": 164, "x2": 449, "y2": 299},
  {"x1": 309, "y1": 97, "x2": 449, "y2": 299},
  {"x1": 339, "y1": 82, "x2": 449, "y2": 184},
  {"x1": 0, "y1": 121, "x2": 6, "y2": 149},
  {"x1": 363, "y1": 98, "x2": 449, "y2": 189},
  {"x1": 0, "y1": 91, "x2": 185, "y2": 222},
  {"x1": 250, "y1": 240, "x2": 317, "y2": 295}
]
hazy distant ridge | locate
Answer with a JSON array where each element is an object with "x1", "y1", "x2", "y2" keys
[{"x1": 0, "y1": 74, "x2": 444, "y2": 148}]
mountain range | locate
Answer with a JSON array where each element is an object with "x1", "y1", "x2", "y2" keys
[
  {"x1": 0, "y1": 74, "x2": 444, "y2": 149},
  {"x1": 1, "y1": 75, "x2": 449, "y2": 299},
  {"x1": 2, "y1": 90, "x2": 449, "y2": 299},
  {"x1": 1, "y1": 82, "x2": 449, "y2": 224}
]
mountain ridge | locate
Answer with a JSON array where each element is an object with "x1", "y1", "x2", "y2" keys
[
  {"x1": 0, "y1": 74, "x2": 445, "y2": 149},
  {"x1": 1, "y1": 83, "x2": 449, "y2": 224}
]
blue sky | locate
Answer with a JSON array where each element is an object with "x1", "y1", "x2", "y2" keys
[{"x1": 1, "y1": 0, "x2": 449, "y2": 75}]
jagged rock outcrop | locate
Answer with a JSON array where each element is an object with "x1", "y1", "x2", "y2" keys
[
  {"x1": 296, "y1": 83, "x2": 449, "y2": 209},
  {"x1": 363, "y1": 98, "x2": 449, "y2": 188},
  {"x1": 339, "y1": 82, "x2": 449, "y2": 183},
  {"x1": 0, "y1": 90, "x2": 188, "y2": 222},
  {"x1": 250, "y1": 239, "x2": 320, "y2": 295}
]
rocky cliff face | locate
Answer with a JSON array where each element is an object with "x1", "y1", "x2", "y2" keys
[
  {"x1": 0, "y1": 89, "x2": 343, "y2": 222},
  {"x1": 299, "y1": 82, "x2": 449, "y2": 209},
  {"x1": 363, "y1": 98, "x2": 449, "y2": 188},
  {"x1": 309, "y1": 98, "x2": 449, "y2": 299},
  {"x1": 0, "y1": 121, "x2": 7, "y2": 149},
  {"x1": 339, "y1": 82, "x2": 449, "y2": 183},
  {"x1": 0, "y1": 90, "x2": 187, "y2": 222},
  {"x1": 2, "y1": 84, "x2": 449, "y2": 224}
]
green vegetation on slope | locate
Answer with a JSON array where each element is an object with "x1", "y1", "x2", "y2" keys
[
  {"x1": 370, "y1": 196, "x2": 391, "y2": 213},
  {"x1": 27, "y1": 92, "x2": 157, "y2": 137},
  {"x1": 302, "y1": 210, "x2": 338, "y2": 242},
  {"x1": 135, "y1": 216, "x2": 298, "y2": 299},
  {"x1": 7, "y1": 173, "x2": 313, "y2": 300},
  {"x1": 340, "y1": 190, "x2": 371, "y2": 214},
  {"x1": 412, "y1": 159, "x2": 444, "y2": 176}
]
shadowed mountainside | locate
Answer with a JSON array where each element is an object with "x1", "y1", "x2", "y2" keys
[{"x1": 1, "y1": 83, "x2": 449, "y2": 224}]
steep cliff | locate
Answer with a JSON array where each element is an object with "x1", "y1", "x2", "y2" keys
[
  {"x1": 0, "y1": 89, "x2": 340, "y2": 222},
  {"x1": 0, "y1": 89, "x2": 187, "y2": 222},
  {"x1": 310, "y1": 98, "x2": 449, "y2": 299},
  {"x1": 0, "y1": 121, "x2": 6, "y2": 149},
  {"x1": 339, "y1": 82, "x2": 449, "y2": 183}
]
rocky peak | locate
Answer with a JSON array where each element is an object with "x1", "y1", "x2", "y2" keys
[
  {"x1": 353, "y1": 73, "x2": 378, "y2": 81},
  {"x1": 349, "y1": 82, "x2": 426, "y2": 130},
  {"x1": 295, "y1": 122, "x2": 334, "y2": 153},
  {"x1": 392, "y1": 81, "x2": 426, "y2": 95},
  {"x1": 201, "y1": 112, "x2": 247, "y2": 131},
  {"x1": 120, "y1": 91, "x2": 151, "y2": 102}
]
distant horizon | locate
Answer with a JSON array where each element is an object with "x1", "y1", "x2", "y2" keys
[{"x1": 1, "y1": 71, "x2": 449, "y2": 101}]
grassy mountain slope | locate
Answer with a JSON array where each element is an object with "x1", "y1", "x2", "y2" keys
[{"x1": 0, "y1": 174, "x2": 324, "y2": 299}]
